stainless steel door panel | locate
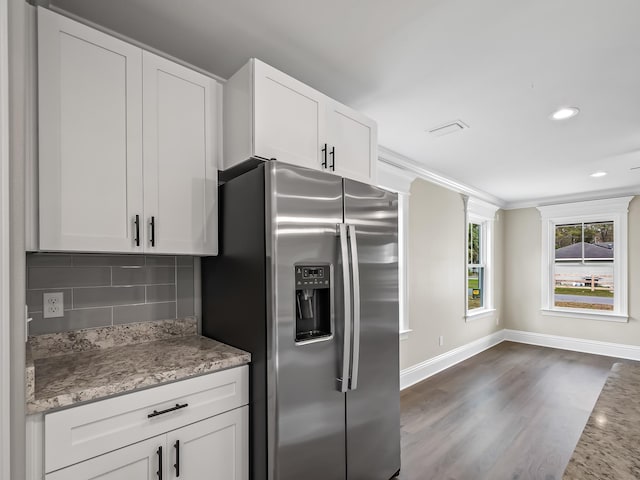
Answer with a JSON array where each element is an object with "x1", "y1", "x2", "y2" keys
[
  {"x1": 268, "y1": 162, "x2": 346, "y2": 480},
  {"x1": 344, "y1": 179, "x2": 400, "y2": 480}
]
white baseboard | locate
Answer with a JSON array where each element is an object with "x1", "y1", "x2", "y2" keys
[
  {"x1": 503, "y1": 329, "x2": 640, "y2": 361},
  {"x1": 400, "y1": 330, "x2": 505, "y2": 390}
]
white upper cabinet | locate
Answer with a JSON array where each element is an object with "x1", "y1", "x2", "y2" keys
[
  {"x1": 223, "y1": 58, "x2": 377, "y2": 184},
  {"x1": 142, "y1": 51, "x2": 219, "y2": 255},
  {"x1": 326, "y1": 100, "x2": 377, "y2": 184},
  {"x1": 38, "y1": 8, "x2": 144, "y2": 253},
  {"x1": 37, "y1": 8, "x2": 219, "y2": 255},
  {"x1": 253, "y1": 60, "x2": 325, "y2": 171}
]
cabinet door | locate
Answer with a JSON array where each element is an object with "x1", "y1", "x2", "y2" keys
[
  {"x1": 167, "y1": 407, "x2": 248, "y2": 480},
  {"x1": 253, "y1": 59, "x2": 325, "y2": 171},
  {"x1": 45, "y1": 436, "x2": 164, "y2": 480},
  {"x1": 38, "y1": 8, "x2": 144, "y2": 252},
  {"x1": 143, "y1": 51, "x2": 219, "y2": 255},
  {"x1": 326, "y1": 100, "x2": 377, "y2": 184}
]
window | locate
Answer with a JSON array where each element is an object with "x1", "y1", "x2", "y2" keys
[
  {"x1": 538, "y1": 197, "x2": 631, "y2": 322},
  {"x1": 468, "y1": 221, "x2": 485, "y2": 310},
  {"x1": 465, "y1": 198, "x2": 498, "y2": 320}
]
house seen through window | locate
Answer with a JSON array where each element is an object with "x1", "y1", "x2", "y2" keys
[{"x1": 554, "y1": 221, "x2": 614, "y2": 311}]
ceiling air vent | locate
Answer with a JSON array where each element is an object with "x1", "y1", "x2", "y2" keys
[{"x1": 427, "y1": 120, "x2": 469, "y2": 137}]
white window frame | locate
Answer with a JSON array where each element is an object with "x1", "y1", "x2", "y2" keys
[
  {"x1": 537, "y1": 197, "x2": 631, "y2": 323},
  {"x1": 465, "y1": 198, "x2": 498, "y2": 321},
  {"x1": 376, "y1": 160, "x2": 417, "y2": 339}
]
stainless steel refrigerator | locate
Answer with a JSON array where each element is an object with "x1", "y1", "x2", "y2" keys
[{"x1": 202, "y1": 160, "x2": 400, "y2": 480}]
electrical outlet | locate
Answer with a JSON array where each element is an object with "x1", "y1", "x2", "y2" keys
[
  {"x1": 438, "y1": 335, "x2": 444, "y2": 346},
  {"x1": 496, "y1": 317, "x2": 500, "y2": 326},
  {"x1": 43, "y1": 292, "x2": 64, "y2": 318}
]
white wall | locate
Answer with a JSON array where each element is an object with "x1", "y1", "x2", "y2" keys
[
  {"x1": 0, "y1": 0, "x2": 11, "y2": 477},
  {"x1": 400, "y1": 178, "x2": 503, "y2": 370},
  {"x1": 503, "y1": 197, "x2": 640, "y2": 344}
]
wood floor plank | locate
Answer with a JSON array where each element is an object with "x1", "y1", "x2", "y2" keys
[{"x1": 398, "y1": 341, "x2": 628, "y2": 480}]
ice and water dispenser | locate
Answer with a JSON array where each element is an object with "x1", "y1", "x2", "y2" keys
[{"x1": 294, "y1": 264, "x2": 331, "y2": 342}]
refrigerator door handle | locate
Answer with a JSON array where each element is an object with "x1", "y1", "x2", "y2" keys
[
  {"x1": 338, "y1": 223, "x2": 352, "y2": 393},
  {"x1": 348, "y1": 224, "x2": 361, "y2": 390}
]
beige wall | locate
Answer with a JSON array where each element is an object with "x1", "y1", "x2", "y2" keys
[
  {"x1": 503, "y1": 196, "x2": 640, "y2": 345},
  {"x1": 400, "y1": 179, "x2": 503, "y2": 370}
]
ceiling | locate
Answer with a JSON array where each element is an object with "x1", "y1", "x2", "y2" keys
[{"x1": 51, "y1": 0, "x2": 640, "y2": 208}]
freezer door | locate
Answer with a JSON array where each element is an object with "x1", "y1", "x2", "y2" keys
[
  {"x1": 268, "y1": 162, "x2": 347, "y2": 480},
  {"x1": 344, "y1": 179, "x2": 400, "y2": 480}
]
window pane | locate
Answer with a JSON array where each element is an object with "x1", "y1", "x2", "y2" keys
[
  {"x1": 555, "y1": 223, "x2": 582, "y2": 260},
  {"x1": 553, "y1": 263, "x2": 614, "y2": 311},
  {"x1": 468, "y1": 223, "x2": 481, "y2": 264},
  {"x1": 468, "y1": 267, "x2": 484, "y2": 310},
  {"x1": 584, "y1": 222, "x2": 614, "y2": 260}
]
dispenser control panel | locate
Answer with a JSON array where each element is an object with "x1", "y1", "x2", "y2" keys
[{"x1": 295, "y1": 265, "x2": 330, "y2": 289}]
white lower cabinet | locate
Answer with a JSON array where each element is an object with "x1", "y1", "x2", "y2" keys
[
  {"x1": 41, "y1": 366, "x2": 249, "y2": 480},
  {"x1": 45, "y1": 407, "x2": 248, "y2": 480},
  {"x1": 167, "y1": 407, "x2": 248, "y2": 480},
  {"x1": 45, "y1": 436, "x2": 161, "y2": 480}
]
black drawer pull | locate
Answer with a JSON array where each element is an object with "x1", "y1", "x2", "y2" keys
[
  {"x1": 157, "y1": 446, "x2": 163, "y2": 479},
  {"x1": 329, "y1": 146, "x2": 335, "y2": 171},
  {"x1": 174, "y1": 439, "x2": 180, "y2": 477},
  {"x1": 148, "y1": 403, "x2": 189, "y2": 419},
  {"x1": 134, "y1": 215, "x2": 140, "y2": 246},
  {"x1": 321, "y1": 143, "x2": 328, "y2": 168},
  {"x1": 150, "y1": 216, "x2": 156, "y2": 247}
]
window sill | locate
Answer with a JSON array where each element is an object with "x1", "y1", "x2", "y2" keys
[
  {"x1": 540, "y1": 308, "x2": 628, "y2": 323},
  {"x1": 399, "y1": 329, "x2": 412, "y2": 341},
  {"x1": 465, "y1": 308, "x2": 496, "y2": 322}
]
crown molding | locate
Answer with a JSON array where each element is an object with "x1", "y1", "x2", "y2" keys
[
  {"x1": 504, "y1": 187, "x2": 640, "y2": 210},
  {"x1": 377, "y1": 146, "x2": 506, "y2": 208}
]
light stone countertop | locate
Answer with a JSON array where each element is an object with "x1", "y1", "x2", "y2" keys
[
  {"x1": 563, "y1": 362, "x2": 640, "y2": 479},
  {"x1": 26, "y1": 318, "x2": 250, "y2": 414}
]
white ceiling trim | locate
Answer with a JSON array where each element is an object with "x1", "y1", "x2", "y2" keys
[
  {"x1": 506, "y1": 187, "x2": 640, "y2": 210},
  {"x1": 378, "y1": 146, "x2": 506, "y2": 208}
]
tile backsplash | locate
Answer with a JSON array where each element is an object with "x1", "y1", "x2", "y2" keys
[{"x1": 26, "y1": 253, "x2": 196, "y2": 335}]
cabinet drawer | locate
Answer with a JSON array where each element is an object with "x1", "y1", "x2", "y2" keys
[{"x1": 44, "y1": 365, "x2": 248, "y2": 473}]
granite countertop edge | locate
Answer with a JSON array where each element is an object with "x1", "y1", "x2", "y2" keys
[
  {"x1": 26, "y1": 318, "x2": 251, "y2": 415},
  {"x1": 26, "y1": 349, "x2": 250, "y2": 414}
]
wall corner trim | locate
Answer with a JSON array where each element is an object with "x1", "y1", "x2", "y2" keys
[
  {"x1": 400, "y1": 328, "x2": 640, "y2": 391},
  {"x1": 503, "y1": 329, "x2": 640, "y2": 361},
  {"x1": 400, "y1": 330, "x2": 505, "y2": 390}
]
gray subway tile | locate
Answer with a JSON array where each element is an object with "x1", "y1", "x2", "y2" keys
[
  {"x1": 146, "y1": 284, "x2": 176, "y2": 303},
  {"x1": 113, "y1": 302, "x2": 176, "y2": 325},
  {"x1": 72, "y1": 254, "x2": 144, "y2": 267},
  {"x1": 26, "y1": 288, "x2": 72, "y2": 313},
  {"x1": 28, "y1": 307, "x2": 112, "y2": 335},
  {"x1": 177, "y1": 256, "x2": 194, "y2": 267},
  {"x1": 74, "y1": 286, "x2": 145, "y2": 308},
  {"x1": 28, "y1": 267, "x2": 111, "y2": 289},
  {"x1": 177, "y1": 267, "x2": 195, "y2": 318},
  {"x1": 26, "y1": 253, "x2": 73, "y2": 267},
  {"x1": 145, "y1": 255, "x2": 176, "y2": 266},
  {"x1": 112, "y1": 267, "x2": 175, "y2": 286}
]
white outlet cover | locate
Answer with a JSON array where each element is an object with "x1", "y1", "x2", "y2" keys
[{"x1": 43, "y1": 292, "x2": 64, "y2": 318}]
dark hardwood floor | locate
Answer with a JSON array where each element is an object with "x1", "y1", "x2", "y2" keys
[{"x1": 398, "y1": 341, "x2": 622, "y2": 480}]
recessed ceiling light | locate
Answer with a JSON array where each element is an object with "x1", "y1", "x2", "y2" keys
[
  {"x1": 550, "y1": 107, "x2": 580, "y2": 120},
  {"x1": 590, "y1": 171, "x2": 607, "y2": 178}
]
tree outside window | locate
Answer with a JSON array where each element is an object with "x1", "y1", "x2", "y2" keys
[{"x1": 468, "y1": 221, "x2": 484, "y2": 310}]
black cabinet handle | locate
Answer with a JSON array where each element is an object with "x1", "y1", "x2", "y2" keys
[
  {"x1": 330, "y1": 146, "x2": 335, "y2": 171},
  {"x1": 134, "y1": 215, "x2": 140, "y2": 246},
  {"x1": 150, "y1": 216, "x2": 156, "y2": 247},
  {"x1": 148, "y1": 403, "x2": 189, "y2": 419},
  {"x1": 174, "y1": 440, "x2": 180, "y2": 477},
  {"x1": 157, "y1": 446, "x2": 163, "y2": 479},
  {"x1": 321, "y1": 143, "x2": 328, "y2": 168}
]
